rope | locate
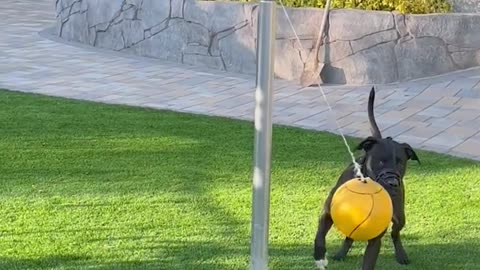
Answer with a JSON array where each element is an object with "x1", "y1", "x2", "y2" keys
[{"x1": 278, "y1": 1, "x2": 366, "y2": 181}]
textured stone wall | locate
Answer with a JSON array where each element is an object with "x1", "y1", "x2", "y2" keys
[
  {"x1": 449, "y1": 0, "x2": 480, "y2": 13},
  {"x1": 56, "y1": 0, "x2": 480, "y2": 84}
]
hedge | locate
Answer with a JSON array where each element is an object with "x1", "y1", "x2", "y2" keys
[{"x1": 214, "y1": 0, "x2": 451, "y2": 14}]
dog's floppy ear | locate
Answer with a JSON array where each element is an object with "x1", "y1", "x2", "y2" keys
[
  {"x1": 356, "y1": 136, "x2": 378, "y2": 152},
  {"x1": 402, "y1": 143, "x2": 420, "y2": 164}
]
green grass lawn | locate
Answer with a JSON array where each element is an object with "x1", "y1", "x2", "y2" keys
[{"x1": 0, "y1": 89, "x2": 479, "y2": 269}]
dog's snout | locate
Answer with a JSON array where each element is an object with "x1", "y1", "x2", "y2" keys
[
  {"x1": 386, "y1": 178, "x2": 399, "y2": 187},
  {"x1": 378, "y1": 170, "x2": 401, "y2": 188}
]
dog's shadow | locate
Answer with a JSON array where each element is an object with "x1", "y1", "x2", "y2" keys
[{"x1": 269, "y1": 235, "x2": 480, "y2": 269}]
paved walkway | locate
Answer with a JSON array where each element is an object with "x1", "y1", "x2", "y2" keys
[{"x1": 2, "y1": 0, "x2": 480, "y2": 161}]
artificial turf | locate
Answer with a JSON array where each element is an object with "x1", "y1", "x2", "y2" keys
[{"x1": 0, "y1": 89, "x2": 479, "y2": 269}]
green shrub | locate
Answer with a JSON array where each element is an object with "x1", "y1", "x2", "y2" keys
[{"x1": 218, "y1": 0, "x2": 451, "y2": 14}]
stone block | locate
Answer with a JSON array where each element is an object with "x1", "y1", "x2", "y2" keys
[
  {"x1": 426, "y1": 134, "x2": 465, "y2": 148},
  {"x1": 420, "y1": 140, "x2": 456, "y2": 153},
  {"x1": 126, "y1": 0, "x2": 143, "y2": 6},
  {"x1": 94, "y1": 23, "x2": 124, "y2": 50},
  {"x1": 456, "y1": 98, "x2": 480, "y2": 109},
  {"x1": 421, "y1": 87, "x2": 462, "y2": 97},
  {"x1": 185, "y1": 0, "x2": 250, "y2": 33},
  {"x1": 425, "y1": 117, "x2": 459, "y2": 129},
  {"x1": 436, "y1": 96, "x2": 461, "y2": 105},
  {"x1": 60, "y1": 11, "x2": 91, "y2": 44},
  {"x1": 444, "y1": 126, "x2": 479, "y2": 139},
  {"x1": 276, "y1": 6, "x2": 323, "y2": 40},
  {"x1": 274, "y1": 39, "x2": 304, "y2": 80},
  {"x1": 323, "y1": 41, "x2": 397, "y2": 84},
  {"x1": 183, "y1": 43, "x2": 209, "y2": 55},
  {"x1": 406, "y1": 14, "x2": 480, "y2": 48},
  {"x1": 451, "y1": 138, "x2": 480, "y2": 158},
  {"x1": 404, "y1": 114, "x2": 430, "y2": 123},
  {"x1": 451, "y1": 50, "x2": 480, "y2": 69},
  {"x1": 448, "y1": 44, "x2": 464, "y2": 52},
  {"x1": 171, "y1": 0, "x2": 186, "y2": 18},
  {"x1": 218, "y1": 23, "x2": 256, "y2": 74},
  {"x1": 408, "y1": 126, "x2": 446, "y2": 140},
  {"x1": 449, "y1": 78, "x2": 480, "y2": 89},
  {"x1": 85, "y1": 0, "x2": 123, "y2": 27},
  {"x1": 394, "y1": 13, "x2": 408, "y2": 37},
  {"x1": 383, "y1": 124, "x2": 413, "y2": 138},
  {"x1": 350, "y1": 29, "x2": 398, "y2": 53},
  {"x1": 129, "y1": 20, "x2": 210, "y2": 63},
  {"x1": 137, "y1": 0, "x2": 170, "y2": 29},
  {"x1": 70, "y1": 0, "x2": 82, "y2": 14},
  {"x1": 417, "y1": 106, "x2": 457, "y2": 118},
  {"x1": 121, "y1": 6, "x2": 138, "y2": 20},
  {"x1": 183, "y1": 54, "x2": 224, "y2": 71},
  {"x1": 328, "y1": 9, "x2": 394, "y2": 41},
  {"x1": 449, "y1": 0, "x2": 480, "y2": 13},
  {"x1": 56, "y1": 0, "x2": 80, "y2": 15},
  {"x1": 455, "y1": 88, "x2": 480, "y2": 98},
  {"x1": 395, "y1": 37, "x2": 456, "y2": 81},
  {"x1": 448, "y1": 108, "x2": 480, "y2": 121},
  {"x1": 319, "y1": 40, "x2": 352, "y2": 64},
  {"x1": 121, "y1": 20, "x2": 144, "y2": 48},
  {"x1": 395, "y1": 134, "x2": 428, "y2": 146}
]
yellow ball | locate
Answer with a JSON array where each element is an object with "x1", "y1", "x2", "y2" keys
[{"x1": 331, "y1": 178, "x2": 393, "y2": 241}]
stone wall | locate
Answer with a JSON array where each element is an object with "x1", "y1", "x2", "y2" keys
[
  {"x1": 449, "y1": 0, "x2": 480, "y2": 13},
  {"x1": 56, "y1": 0, "x2": 480, "y2": 84}
]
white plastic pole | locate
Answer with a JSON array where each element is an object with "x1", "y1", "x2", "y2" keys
[{"x1": 250, "y1": 1, "x2": 276, "y2": 270}]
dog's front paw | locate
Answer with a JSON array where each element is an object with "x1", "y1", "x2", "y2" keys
[
  {"x1": 395, "y1": 250, "x2": 410, "y2": 265},
  {"x1": 315, "y1": 258, "x2": 328, "y2": 269}
]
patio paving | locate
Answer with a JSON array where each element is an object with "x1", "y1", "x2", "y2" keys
[{"x1": 2, "y1": 0, "x2": 480, "y2": 161}]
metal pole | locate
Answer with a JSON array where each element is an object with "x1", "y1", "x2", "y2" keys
[{"x1": 250, "y1": 1, "x2": 276, "y2": 270}]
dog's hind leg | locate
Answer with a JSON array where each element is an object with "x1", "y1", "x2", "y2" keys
[
  {"x1": 332, "y1": 237, "x2": 354, "y2": 261},
  {"x1": 313, "y1": 212, "x2": 333, "y2": 269},
  {"x1": 391, "y1": 210, "x2": 409, "y2": 265}
]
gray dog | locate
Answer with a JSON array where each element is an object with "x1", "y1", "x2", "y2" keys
[{"x1": 313, "y1": 87, "x2": 420, "y2": 270}]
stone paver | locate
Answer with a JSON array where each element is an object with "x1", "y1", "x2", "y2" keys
[
  {"x1": 451, "y1": 136, "x2": 480, "y2": 159},
  {"x1": 1, "y1": 0, "x2": 480, "y2": 161}
]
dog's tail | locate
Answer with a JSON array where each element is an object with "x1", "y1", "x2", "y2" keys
[{"x1": 368, "y1": 87, "x2": 382, "y2": 138}]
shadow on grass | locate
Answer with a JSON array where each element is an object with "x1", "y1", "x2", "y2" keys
[
  {"x1": 1, "y1": 90, "x2": 478, "y2": 204},
  {"x1": 0, "y1": 255, "x2": 89, "y2": 270},
  {"x1": 1, "y1": 240, "x2": 479, "y2": 270},
  {"x1": 269, "y1": 236, "x2": 480, "y2": 269}
]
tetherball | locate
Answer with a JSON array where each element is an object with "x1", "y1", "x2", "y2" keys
[{"x1": 331, "y1": 177, "x2": 393, "y2": 241}]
